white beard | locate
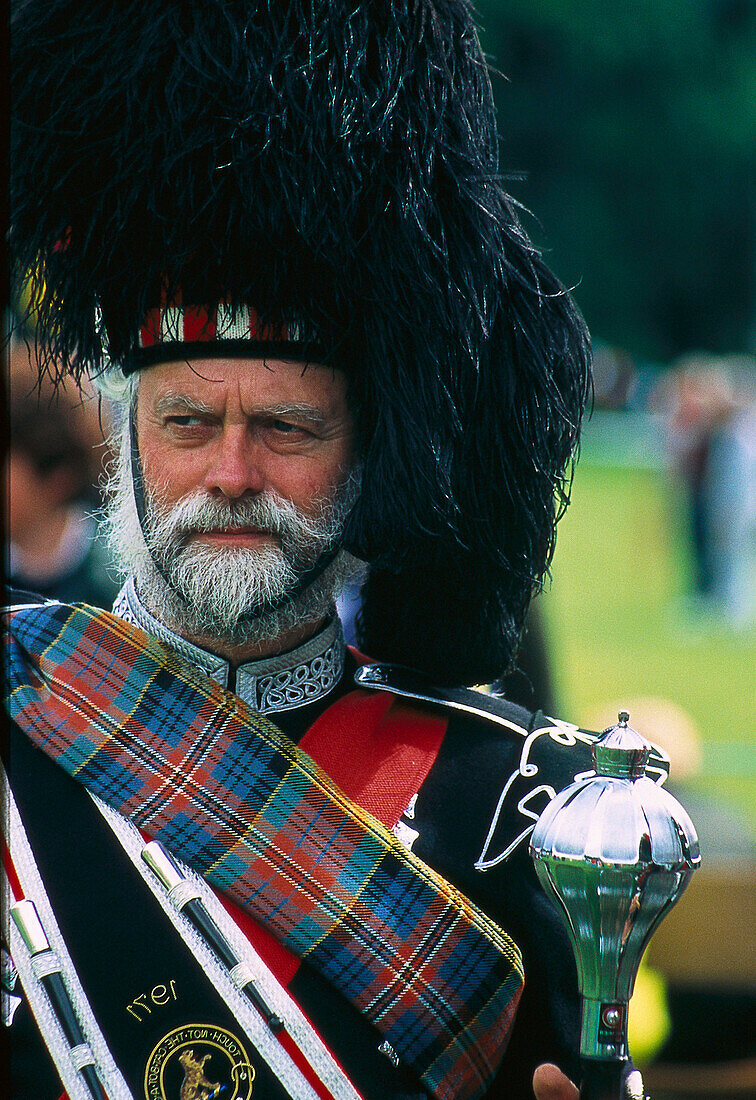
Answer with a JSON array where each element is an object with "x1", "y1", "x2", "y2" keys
[{"x1": 102, "y1": 423, "x2": 365, "y2": 646}]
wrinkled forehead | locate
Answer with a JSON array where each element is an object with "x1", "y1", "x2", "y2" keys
[{"x1": 133, "y1": 355, "x2": 352, "y2": 414}]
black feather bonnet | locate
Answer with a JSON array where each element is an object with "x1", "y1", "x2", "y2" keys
[{"x1": 10, "y1": 0, "x2": 591, "y2": 685}]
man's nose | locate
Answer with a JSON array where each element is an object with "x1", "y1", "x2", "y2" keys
[{"x1": 204, "y1": 429, "x2": 265, "y2": 499}]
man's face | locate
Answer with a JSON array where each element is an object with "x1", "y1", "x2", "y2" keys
[
  {"x1": 121, "y1": 356, "x2": 359, "y2": 645},
  {"x1": 136, "y1": 356, "x2": 355, "y2": 545}
]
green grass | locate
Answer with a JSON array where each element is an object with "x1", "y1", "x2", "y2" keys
[{"x1": 540, "y1": 417, "x2": 756, "y2": 829}]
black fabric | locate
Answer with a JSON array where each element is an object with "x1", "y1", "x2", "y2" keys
[
  {"x1": 123, "y1": 340, "x2": 327, "y2": 374},
  {"x1": 6, "y1": 995, "x2": 62, "y2": 1100}
]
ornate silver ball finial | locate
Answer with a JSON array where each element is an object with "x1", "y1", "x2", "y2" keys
[{"x1": 530, "y1": 711, "x2": 700, "y2": 1099}]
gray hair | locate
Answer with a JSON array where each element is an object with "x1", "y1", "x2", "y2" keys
[{"x1": 89, "y1": 364, "x2": 139, "y2": 409}]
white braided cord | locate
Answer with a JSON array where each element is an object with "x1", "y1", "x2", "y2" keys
[{"x1": 4, "y1": 770, "x2": 133, "y2": 1099}]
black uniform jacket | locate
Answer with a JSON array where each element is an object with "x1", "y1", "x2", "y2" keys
[{"x1": 5, "y1": 608, "x2": 598, "y2": 1100}]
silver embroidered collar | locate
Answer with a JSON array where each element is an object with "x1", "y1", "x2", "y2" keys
[{"x1": 112, "y1": 577, "x2": 346, "y2": 715}]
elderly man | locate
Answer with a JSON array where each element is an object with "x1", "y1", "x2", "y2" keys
[{"x1": 4, "y1": 2, "x2": 644, "y2": 1099}]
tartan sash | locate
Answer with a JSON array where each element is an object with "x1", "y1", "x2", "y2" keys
[{"x1": 4, "y1": 600, "x2": 524, "y2": 1100}]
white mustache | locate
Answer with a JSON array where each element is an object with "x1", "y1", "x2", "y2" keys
[{"x1": 146, "y1": 489, "x2": 333, "y2": 550}]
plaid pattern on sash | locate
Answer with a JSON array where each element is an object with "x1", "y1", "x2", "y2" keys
[{"x1": 4, "y1": 600, "x2": 524, "y2": 1100}]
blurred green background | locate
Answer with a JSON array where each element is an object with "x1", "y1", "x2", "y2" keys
[
  {"x1": 477, "y1": 0, "x2": 755, "y2": 362},
  {"x1": 542, "y1": 415, "x2": 755, "y2": 828}
]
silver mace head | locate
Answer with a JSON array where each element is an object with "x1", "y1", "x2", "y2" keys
[{"x1": 530, "y1": 711, "x2": 700, "y2": 1095}]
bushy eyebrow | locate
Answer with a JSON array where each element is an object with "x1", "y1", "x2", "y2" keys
[
  {"x1": 155, "y1": 392, "x2": 216, "y2": 417},
  {"x1": 262, "y1": 403, "x2": 328, "y2": 426},
  {"x1": 154, "y1": 392, "x2": 327, "y2": 425}
]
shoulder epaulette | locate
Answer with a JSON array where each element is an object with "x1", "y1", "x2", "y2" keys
[{"x1": 354, "y1": 664, "x2": 670, "y2": 782}]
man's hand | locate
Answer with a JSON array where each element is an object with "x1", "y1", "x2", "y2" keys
[{"x1": 532, "y1": 1063, "x2": 579, "y2": 1099}]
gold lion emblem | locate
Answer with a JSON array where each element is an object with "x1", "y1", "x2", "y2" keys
[
  {"x1": 144, "y1": 1024, "x2": 255, "y2": 1100},
  {"x1": 178, "y1": 1049, "x2": 221, "y2": 1100}
]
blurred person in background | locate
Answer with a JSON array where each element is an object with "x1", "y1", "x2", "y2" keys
[
  {"x1": 659, "y1": 353, "x2": 756, "y2": 624},
  {"x1": 5, "y1": 333, "x2": 119, "y2": 608}
]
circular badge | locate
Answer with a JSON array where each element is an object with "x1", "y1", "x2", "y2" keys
[{"x1": 144, "y1": 1023, "x2": 255, "y2": 1100}]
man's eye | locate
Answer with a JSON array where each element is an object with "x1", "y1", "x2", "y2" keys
[
  {"x1": 166, "y1": 415, "x2": 205, "y2": 427},
  {"x1": 271, "y1": 419, "x2": 302, "y2": 434}
]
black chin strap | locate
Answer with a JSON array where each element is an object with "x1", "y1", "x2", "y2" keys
[{"x1": 127, "y1": 410, "x2": 345, "y2": 622}]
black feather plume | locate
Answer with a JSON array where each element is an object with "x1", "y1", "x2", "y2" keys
[{"x1": 11, "y1": 0, "x2": 591, "y2": 684}]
